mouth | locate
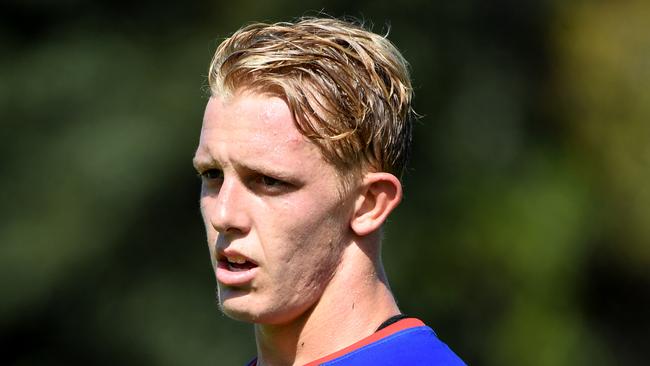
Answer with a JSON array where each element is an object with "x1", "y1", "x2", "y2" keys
[
  {"x1": 215, "y1": 253, "x2": 259, "y2": 286},
  {"x1": 222, "y1": 256, "x2": 257, "y2": 271}
]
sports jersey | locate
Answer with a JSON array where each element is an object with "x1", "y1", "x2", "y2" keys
[{"x1": 246, "y1": 318, "x2": 467, "y2": 365}]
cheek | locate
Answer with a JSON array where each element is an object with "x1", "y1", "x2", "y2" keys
[
  {"x1": 200, "y1": 199, "x2": 218, "y2": 265},
  {"x1": 257, "y1": 182, "x2": 352, "y2": 271},
  {"x1": 266, "y1": 200, "x2": 348, "y2": 271},
  {"x1": 200, "y1": 197, "x2": 218, "y2": 235}
]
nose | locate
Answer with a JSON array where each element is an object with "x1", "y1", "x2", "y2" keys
[{"x1": 201, "y1": 177, "x2": 250, "y2": 236}]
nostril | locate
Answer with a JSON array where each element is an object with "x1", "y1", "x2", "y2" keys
[{"x1": 213, "y1": 224, "x2": 247, "y2": 238}]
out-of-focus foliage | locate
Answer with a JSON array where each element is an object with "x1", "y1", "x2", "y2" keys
[
  {"x1": 554, "y1": 0, "x2": 650, "y2": 271},
  {"x1": 1, "y1": 0, "x2": 648, "y2": 365}
]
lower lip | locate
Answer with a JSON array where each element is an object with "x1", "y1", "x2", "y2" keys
[{"x1": 216, "y1": 261, "x2": 259, "y2": 286}]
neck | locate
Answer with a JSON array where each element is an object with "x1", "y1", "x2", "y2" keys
[{"x1": 254, "y1": 241, "x2": 400, "y2": 366}]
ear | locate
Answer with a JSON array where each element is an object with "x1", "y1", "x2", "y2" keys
[{"x1": 350, "y1": 172, "x2": 403, "y2": 237}]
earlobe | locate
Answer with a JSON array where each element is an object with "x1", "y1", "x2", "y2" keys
[{"x1": 350, "y1": 173, "x2": 403, "y2": 237}]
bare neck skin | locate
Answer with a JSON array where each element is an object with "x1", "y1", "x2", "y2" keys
[{"x1": 254, "y1": 236, "x2": 400, "y2": 366}]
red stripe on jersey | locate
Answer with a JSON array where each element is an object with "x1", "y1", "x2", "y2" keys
[
  {"x1": 247, "y1": 318, "x2": 425, "y2": 366},
  {"x1": 303, "y1": 318, "x2": 425, "y2": 365}
]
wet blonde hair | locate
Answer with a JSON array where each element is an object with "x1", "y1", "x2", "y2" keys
[{"x1": 208, "y1": 17, "x2": 413, "y2": 181}]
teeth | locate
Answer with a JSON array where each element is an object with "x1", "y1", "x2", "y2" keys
[{"x1": 227, "y1": 255, "x2": 247, "y2": 264}]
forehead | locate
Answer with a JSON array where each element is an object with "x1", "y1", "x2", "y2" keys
[{"x1": 195, "y1": 91, "x2": 324, "y2": 171}]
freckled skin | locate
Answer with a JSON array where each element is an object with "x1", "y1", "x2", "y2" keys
[{"x1": 195, "y1": 90, "x2": 355, "y2": 325}]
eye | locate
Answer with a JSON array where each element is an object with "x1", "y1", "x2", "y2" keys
[
  {"x1": 249, "y1": 173, "x2": 298, "y2": 195},
  {"x1": 199, "y1": 168, "x2": 224, "y2": 181},
  {"x1": 260, "y1": 175, "x2": 284, "y2": 187}
]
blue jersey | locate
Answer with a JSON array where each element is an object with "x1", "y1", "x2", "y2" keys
[{"x1": 247, "y1": 318, "x2": 466, "y2": 365}]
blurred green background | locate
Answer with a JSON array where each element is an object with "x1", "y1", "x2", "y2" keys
[{"x1": 2, "y1": 0, "x2": 649, "y2": 365}]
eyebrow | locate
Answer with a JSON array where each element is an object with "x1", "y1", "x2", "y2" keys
[
  {"x1": 192, "y1": 152, "x2": 297, "y2": 182},
  {"x1": 236, "y1": 160, "x2": 296, "y2": 182}
]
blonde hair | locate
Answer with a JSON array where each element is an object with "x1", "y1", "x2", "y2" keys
[{"x1": 208, "y1": 17, "x2": 413, "y2": 180}]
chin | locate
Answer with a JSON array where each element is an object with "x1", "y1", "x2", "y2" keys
[
  {"x1": 220, "y1": 304, "x2": 284, "y2": 325},
  {"x1": 217, "y1": 288, "x2": 268, "y2": 323},
  {"x1": 220, "y1": 305, "x2": 259, "y2": 323},
  {"x1": 218, "y1": 287, "x2": 256, "y2": 322},
  {"x1": 220, "y1": 295, "x2": 311, "y2": 326}
]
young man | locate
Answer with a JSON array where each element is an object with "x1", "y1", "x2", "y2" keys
[{"x1": 193, "y1": 17, "x2": 466, "y2": 366}]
